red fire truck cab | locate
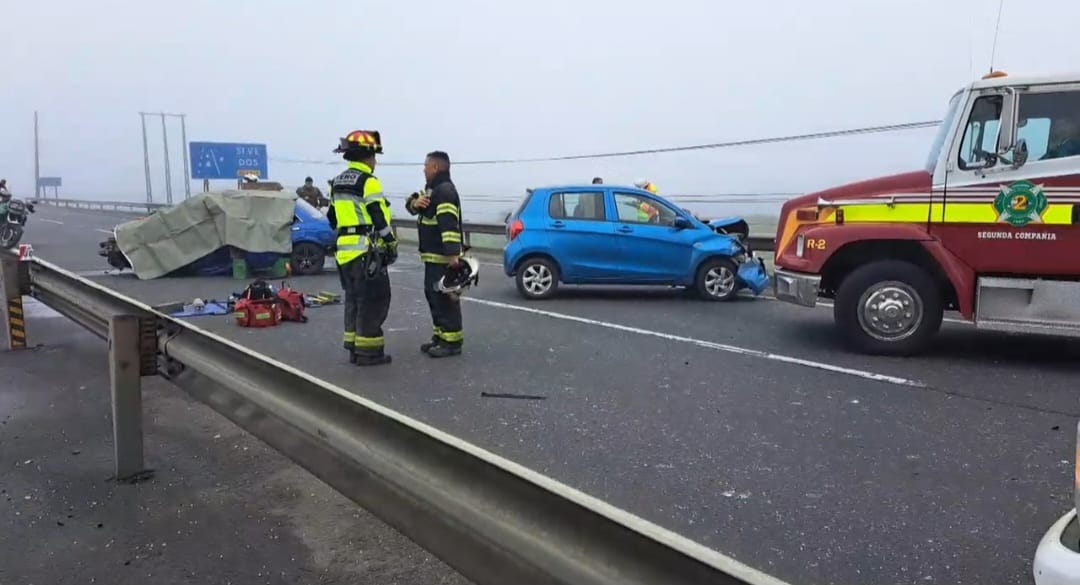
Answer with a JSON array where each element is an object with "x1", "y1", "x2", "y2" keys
[{"x1": 773, "y1": 71, "x2": 1080, "y2": 355}]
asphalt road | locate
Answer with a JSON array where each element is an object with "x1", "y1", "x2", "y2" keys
[
  {"x1": 13, "y1": 204, "x2": 1080, "y2": 585},
  {"x1": 1, "y1": 301, "x2": 468, "y2": 585}
]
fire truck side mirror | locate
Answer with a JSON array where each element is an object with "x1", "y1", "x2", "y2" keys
[
  {"x1": 1009, "y1": 138, "x2": 1030, "y2": 169},
  {"x1": 995, "y1": 88, "x2": 1019, "y2": 156}
]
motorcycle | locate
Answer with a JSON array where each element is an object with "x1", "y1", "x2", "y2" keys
[{"x1": 0, "y1": 198, "x2": 35, "y2": 249}]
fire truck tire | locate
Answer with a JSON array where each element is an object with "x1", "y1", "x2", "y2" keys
[{"x1": 834, "y1": 260, "x2": 944, "y2": 356}]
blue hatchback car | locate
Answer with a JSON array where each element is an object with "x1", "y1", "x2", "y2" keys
[
  {"x1": 503, "y1": 185, "x2": 770, "y2": 301},
  {"x1": 288, "y1": 198, "x2": 337, "y2": 275}
]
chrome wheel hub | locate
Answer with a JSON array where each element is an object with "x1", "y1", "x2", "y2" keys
[{"x1": 858, "y1": 282, "x2": 923, "y2": 341}]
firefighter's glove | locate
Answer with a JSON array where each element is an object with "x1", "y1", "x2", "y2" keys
[{"x1": 381, "y1": 238, "x2": 398, "y2": 266}]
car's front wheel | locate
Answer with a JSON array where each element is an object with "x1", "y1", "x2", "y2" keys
[
  {"x1": 695, "y1": 258, "x2": 739, "y2": 301},
  {"x1": 515, "y1": 257, "x2": 559, "y2": 300},
  {"x1": 291, "y1": 242, "x2": 326, "y2": 276}
]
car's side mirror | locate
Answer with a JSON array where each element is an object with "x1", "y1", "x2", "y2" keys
[{"x1": 673, "y1": 216, "x2": 691, "y2": 230}]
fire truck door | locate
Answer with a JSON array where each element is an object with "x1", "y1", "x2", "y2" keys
[{"x1": 940, "y1": 85, "x2": 1080, "y2": 276}]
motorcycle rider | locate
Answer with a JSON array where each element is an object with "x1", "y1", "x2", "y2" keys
[{"x1": 0, "y1": 179, "x2": 10, "y2": 203}]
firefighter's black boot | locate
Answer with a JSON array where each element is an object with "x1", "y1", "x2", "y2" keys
[
  {"x1": 420, "y1": 336, "x2": 439, "y2": 353},
  {"x1": 426, "y1": 343, "x2": 461, "y2": 359},
  {"x1": 349, "y1": 350, "x2": 359, "y2": 365},
  {"x1": 354, "y1": 350, "x2": 392, "y2": 366}
]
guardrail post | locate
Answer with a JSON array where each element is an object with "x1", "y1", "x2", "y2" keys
[
  {"x1": 1, "y1": 253, "x2": 27, "y2": 351},
  {"x1": 109, "y1": 314, "x2": 146, "y2": 481}
]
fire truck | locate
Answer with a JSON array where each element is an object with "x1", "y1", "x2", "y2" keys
[{"x1": 773, "y1": 71, "x2": 1080, "y2": 356}]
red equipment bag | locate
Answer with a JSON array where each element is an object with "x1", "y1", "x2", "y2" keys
[
  {"x1": 276, "y1": 281, "x2": 308, "y2": 323},
  {"x1": 234, "y1": 298, "x2": 281, "y2": 328}
]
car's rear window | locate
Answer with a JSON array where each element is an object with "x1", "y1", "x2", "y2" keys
[
  {"x1": 548, "y1": 192, "x2": 606, "y2": 221},
  {"x1": 508, "y1": 189, "x2": 536, "y2": 222}
]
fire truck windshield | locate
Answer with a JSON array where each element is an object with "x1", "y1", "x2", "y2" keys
[{"x1": 924, "y1": 92, "x2": 964, "y2": 174}]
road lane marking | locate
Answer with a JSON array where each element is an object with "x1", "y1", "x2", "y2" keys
[
  {"x1": 459, "y1": 296, "x2": 927, "y2": 388},
  {"x1": 38, "y1": 218, "x2": 63, "y2": 225},
  {"x1": 94, "y1": 228, "x2": 113, "y2": 234}
]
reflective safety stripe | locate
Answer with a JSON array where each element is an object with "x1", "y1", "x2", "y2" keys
[
  {"x1": 419, "y1": 217, "x2": 439, "y2": 226},
  {"x1": 336, "y1": 233, "x2": 370, "y2": 264},
  {"x1": 441, "y1": 232, "x2": 462, "y2": 243},
  {"x1": 433, "y1": 326, "x2": 443, "y2": 334},
  {"x1": 830, "y1": 201, "x2": 1076, "y2": 225},
  {"x1": 421, "y1": 253, "x2": 450, "y2": 264},
  {"x1": 344, "y1": 332, "x2": 355, "y2": 343},
  {"x1": 336, "y1": 234, "x2": 370, "y2": 251},
  {"x1": 354, "y1": 336, "x2": 384, "y2": 349},
  {"x1": 838, "y1": 203, "x2": 931, "y2": 224},
  {"x1": 336, "y1": 243, "x2": 369, "y2": 252},
  {"x1": 333, "y1": 194, "x2": 372, "y2": 228},
  {"x1": 377, "y1": 225, "x2": 393, "y2": 238},
  {"x1": 437, "y1": 330, "x2": 464, "y2": 343},
  {"x1": 938, "y1": 202, "x2": 1074, "y2": 224},
  {"x1": 436, "y1": 203, "x2": 460, "y2": 218}
]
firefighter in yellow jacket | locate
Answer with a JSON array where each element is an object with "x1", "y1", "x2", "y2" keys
[{"x1": 327, "y1": 130, "x2": 398, "y2": 366}]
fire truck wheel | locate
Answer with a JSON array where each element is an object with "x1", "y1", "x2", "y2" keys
[{"x1": 834, "y1": 260, "x2": 944, "y2": 356}]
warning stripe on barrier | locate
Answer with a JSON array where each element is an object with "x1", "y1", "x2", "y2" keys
[{"x1": 8, "y1": 297, "x2": 26, "y2": 349}]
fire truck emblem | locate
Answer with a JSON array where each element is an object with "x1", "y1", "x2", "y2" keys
[{"x1": 994, "y1": 180, "x2": 1048, "y2": 227}]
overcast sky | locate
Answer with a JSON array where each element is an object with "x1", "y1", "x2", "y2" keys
[{"x1": 2, "y1": 0, "x2": 1079, "y2": 210}]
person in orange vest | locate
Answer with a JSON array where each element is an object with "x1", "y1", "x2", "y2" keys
[
  {"x1": 633, "y1": 179, "x2": 661, "y2": 222},
  {"x1": 634, "y1": 178, "x2": 660, "y2": 195}
]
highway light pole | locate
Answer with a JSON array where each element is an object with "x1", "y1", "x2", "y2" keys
[
  {"x1": 179, "y1": 114, "x2": 191, "y2": 199},
  {"x1": 160, "y1": 114, "x2": 173, "y2": 205},
  {"x1": 139, "y1": 112, "x2": 189, "y2": 205},
  {"x1": 33, "y1": 111, "x2": 40, "y2": 199},
  {"x1": 139, "y1": 113, "x2": 153, "y2": 205}
]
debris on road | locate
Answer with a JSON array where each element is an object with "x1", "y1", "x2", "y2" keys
[{"x1": 480, "y1": 392, "x2": 547, "y2": 401}]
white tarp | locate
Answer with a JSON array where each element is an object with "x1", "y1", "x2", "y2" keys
[{"x1": 114, "y1": 190, "x2": 295, "y2": 280}]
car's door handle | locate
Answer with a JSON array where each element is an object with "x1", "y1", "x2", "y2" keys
[
  {"x1": 551, "y1": 221, "x2": 566, "y2": 228},
  {"x1": 616, "y1": 225, "x2": 633, "y2": 233}
]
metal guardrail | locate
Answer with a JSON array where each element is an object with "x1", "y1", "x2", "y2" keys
[
  {"x1": 38, "y1": 197, "x2": 777, "y2": 252},
  {"x1": 0, "y1": 250, "x2": 789, "y2": 585}
]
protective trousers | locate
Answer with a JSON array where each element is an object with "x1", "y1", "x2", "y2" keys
[
  {"x1": 423, "y1": 262, "x2": 463, "y2": 347},
  {"x1": 342, "y1": 257, "x2": 391, "y2": 359}
]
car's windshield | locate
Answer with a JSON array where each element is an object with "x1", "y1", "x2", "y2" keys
[
  {"x1": 295, "y1": 197, "x2": 324, "y2": 219},
  {"x1": 924, "y1": 92, "x2": 964, "y2": 173}
]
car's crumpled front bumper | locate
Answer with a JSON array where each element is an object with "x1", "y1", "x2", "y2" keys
[
  {"x1": 1035, "y1": 509, "x2": 1080, "y2": 585},
  {"x1": 736, "y1": 254, "x2": 770, "y2": 296}
]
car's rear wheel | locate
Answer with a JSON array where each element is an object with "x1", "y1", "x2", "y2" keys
[
  {"x1": 695, "y1": 258, "x2": 739, "y2": 301},
  {"x1": 516, "y1": 257, "x2": 559, "y2": 300},
  {"x1": 291, "y1": 242, "x2": 326, "y2": 276},
  {"x1": 833, "y1": 260, "x2": 943, "y2": 355}
]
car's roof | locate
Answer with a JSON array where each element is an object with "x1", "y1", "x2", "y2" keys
[{"x1": 530, "y1": 184, "x2": 650, "y2": 193}]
